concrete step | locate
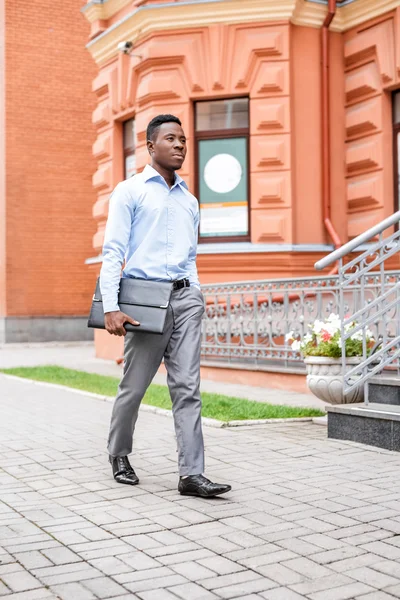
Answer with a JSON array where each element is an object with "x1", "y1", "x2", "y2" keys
[
  {"x1": 328, "y1": 402, "x2": 400, "y2": 451},
  {"x1": 369, "y1": 374, "x2": 400, "y2": 405}
]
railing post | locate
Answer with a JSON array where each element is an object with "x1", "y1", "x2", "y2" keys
[
  {"x1": 339, "y1": 257, "x2": 347, "y2": 400},
  {"x1": 361, "y1": 255, "x2": 368, "y2": 405}
]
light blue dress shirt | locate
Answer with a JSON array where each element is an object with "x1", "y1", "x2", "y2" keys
[{"x1": 99, "y1": 164, "x2": 200, "y2": 313}]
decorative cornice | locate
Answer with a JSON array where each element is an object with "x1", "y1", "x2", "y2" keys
[
  {"x1": 84, "y1": 0, "x2": 399, "y2": 66},
  {"x1": 291, "y1": 0, "x2": 328, "y2": 29},
  {"x1": 82, "y1": 0, "x2": 132, "y2": 22},
  {"x1": 81, "y1": 0, "x2": 359, "y2": 25},
  {"x1": 85, "y1": 0, "x2": 295, "y2": 65},
  {"x1": 332, "y1": 0, "x2": 399, "y2": 32}
]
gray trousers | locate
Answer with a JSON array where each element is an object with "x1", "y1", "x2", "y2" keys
[{"x1": 108, "y1": 285, "x2": 205, "y2": 476}]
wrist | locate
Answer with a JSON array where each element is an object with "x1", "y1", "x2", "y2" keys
[{"x1": 103, "y1": 302, "x2": 120, "y2": 313}]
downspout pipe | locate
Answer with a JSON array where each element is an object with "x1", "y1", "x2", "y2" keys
[{"x1": 321, "y1": 0, "x2": 342, "y2": 263}]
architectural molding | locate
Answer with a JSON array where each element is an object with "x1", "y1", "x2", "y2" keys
[
  {"x1": 85, "y1": 0, "x2": 293, "y2": 65},
  {"x1": 86, "y1": 244, "x2": 334, "y2": 262},
  {"x1": 333, "y1": 0, "x2": 398, "y2": 33},
  {"x1": 83, "y1": 0, "x2": 400, "y2": 65},
  {"x1": 196, "y1": 249, "x2": 335, "y2": 277},
  {"x1": 82, "y1": 0, "x2": 132, "y2": 22},
  {"x1": 197, "y1": 242, "x2": 335, "y2": 254},
  {"x1": 344, "y1": 12, "x2": 396, "y2": 236},
  {"x1": 291, "y1": 0, "x2": 328, "y2": 29}
]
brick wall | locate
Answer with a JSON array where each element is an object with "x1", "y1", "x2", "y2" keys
[
  {"x1": 5, "y1": 0, "x2": 97, "y2": 317},
  {"x1": 0, "y1": 0, "x2": 5, "y2": 319}
]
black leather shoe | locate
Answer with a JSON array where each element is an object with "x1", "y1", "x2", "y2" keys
[
  {"x1": 178, "y1": 474, "x2": 231, "y2": 498},
  {"x1": 110, "y1": 456, "x2": 139, "y2": 485}
]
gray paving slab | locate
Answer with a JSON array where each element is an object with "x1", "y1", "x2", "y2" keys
[{"x1": 1, "y1": 375, "x2": 400, "y2": 600}]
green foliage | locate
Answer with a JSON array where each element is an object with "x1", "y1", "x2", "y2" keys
[
  {"x1": 287, "y1": 314, "x2": 375, "y2": 359},
  {"x1": 302, "y1": 332, "x2": 372, "y2": 358},
  {"x1": 0, "y1": 365, "x2": 325, "y2": 421}
]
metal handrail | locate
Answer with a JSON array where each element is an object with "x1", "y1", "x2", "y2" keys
[
  {"x1": 315, "y1": 210, "x2": 400, "y2": 270},
  {"x1": 313, "y1": 211, "x2": 400, "y2": 404}
]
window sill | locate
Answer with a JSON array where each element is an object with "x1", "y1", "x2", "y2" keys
[
  {"x1": 85, "y1": 243, "x2": 377, "y2": 264},
  {"x1": 197, "y1": 243, "x2": 335, "y2": 255}
]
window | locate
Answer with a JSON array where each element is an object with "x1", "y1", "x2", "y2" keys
[
  {"x1": 393, "y1": 92, "x2": 400, "y2": 212},
  {"x1": 123, "y1": 118, "x2": 136, "y2": 178},
  {"x1": 195, "y1": 98, "x2": 250, "y2": 241}
]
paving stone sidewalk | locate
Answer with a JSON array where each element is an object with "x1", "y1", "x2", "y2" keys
[{"x1": 2, "y1": 375, "x2": 400, "y2": 600}]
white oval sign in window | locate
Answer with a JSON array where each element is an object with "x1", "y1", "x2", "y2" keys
[{"x1": 204, "y1": 153, "x2": 242, "y2": 194}]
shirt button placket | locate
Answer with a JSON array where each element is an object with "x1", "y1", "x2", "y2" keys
[{"x1": 167, "y1": 191, "x2": 174, "y2": 279}]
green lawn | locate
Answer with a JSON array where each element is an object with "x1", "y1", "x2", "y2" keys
[{"x1": 0, "y1": 365, "x2": 325, "y2": 422}]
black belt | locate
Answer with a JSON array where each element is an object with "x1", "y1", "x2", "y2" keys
[{"x1": 173, "y1": 278, "x2": 190, "y2": 290}]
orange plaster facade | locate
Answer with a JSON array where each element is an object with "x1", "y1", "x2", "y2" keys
[
  {"x1": 88, "y1": 22, "x2": 298, "y2": 253},
  {"x1": 82, "y1": 0, "x2": 400, "y2": 360},
  {"x1": 344, "y1": 12, "x2": 398, "y2": 237}
]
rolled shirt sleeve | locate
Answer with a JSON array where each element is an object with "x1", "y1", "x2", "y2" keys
[{"x1": 99, "y1": 183, "x2": 133, "y2": 313}]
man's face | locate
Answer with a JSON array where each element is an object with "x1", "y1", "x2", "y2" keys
[{"x1": 148, "y1": 122, "x2": 187, "y2": 171}]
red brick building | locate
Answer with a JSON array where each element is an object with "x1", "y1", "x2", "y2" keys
[{"x1": 0, "y1": 0, "x2": 97, "y2": 342}]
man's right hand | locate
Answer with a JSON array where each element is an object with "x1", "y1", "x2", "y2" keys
[{"x1": 104, "y1": 311, "x2": 140, "y2": 336}]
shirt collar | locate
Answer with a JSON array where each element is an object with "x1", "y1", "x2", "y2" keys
[{"x1": 142, "y1": 164, "x2": 188, "y2": 190}]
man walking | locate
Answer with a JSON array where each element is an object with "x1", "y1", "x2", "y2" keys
[{"x1": 99, "y1": 114, "x2": 231, "y2": 498}]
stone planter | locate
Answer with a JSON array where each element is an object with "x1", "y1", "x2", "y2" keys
[{"x1": 304, "y1": 356, "x2": 364, "y2": 404}]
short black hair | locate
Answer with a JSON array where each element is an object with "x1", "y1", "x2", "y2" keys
[{"x1": 146, "y1": 114, "x2": 182, "y2": 142}]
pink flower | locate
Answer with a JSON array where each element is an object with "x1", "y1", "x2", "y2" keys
[{"x1": 321, "y1": 330, "x2": 331, "y2": 342}]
